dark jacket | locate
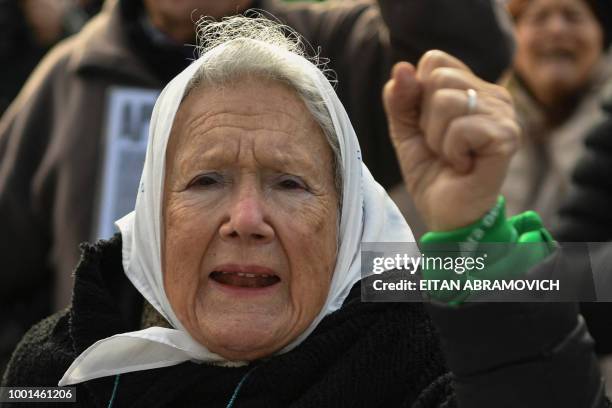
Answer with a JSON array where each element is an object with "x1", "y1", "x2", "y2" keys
[
  {"x1": 554, "y1": 82, "x2": 612, "y2": 340},
  {"x1": 2, "y1": 236, "x2": 608, "y2": 407},
  {"x1": 0, "y1": 0, "x2": 514, "y2": 371},
  {"x1": 556, "y1": 84, "x2": 612, "y2": 243},
  {"x1": 553, "y1": 85, "x2": 612, "y2": 364}
]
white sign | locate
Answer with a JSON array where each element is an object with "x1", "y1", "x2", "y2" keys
[{"x1": 95, "y1": 87, "x2": 159, "y2": 240}]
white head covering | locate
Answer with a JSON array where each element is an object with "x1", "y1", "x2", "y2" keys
[{"x1": 59, "y1": 38, "x2": 414, "y2": 386}]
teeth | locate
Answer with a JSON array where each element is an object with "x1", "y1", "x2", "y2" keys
[
  {"x1": 219, "y1": 272, "x2": 272, "y2": 278},
  {"x1": 236, "y1": 273, "x2": 257, "y2": 278}
]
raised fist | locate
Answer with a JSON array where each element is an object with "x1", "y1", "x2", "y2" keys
[{"x1": 383, "y1": 50, "x2": 520, "y2": 231}]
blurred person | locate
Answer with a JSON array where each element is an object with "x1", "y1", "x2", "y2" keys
[
  {"x1": 554, "y1": 82, "x2": 612, "y2": 394},
  {"x1": 0, "y1": 0, "x2": 102, "y2": 372},
  {"x1": 0, "y1": 0, "x2": 514, "y2": 375},
  {"x1": 0, "y1": 0, "x2": 102, "y2": 114},
  {"x1": 2, "y1": 19, "x2": 605, "y2": 407},
  {"x1": 504, "y1": 5, "x2": 612, "y2": 368},
  {"x1": 502, "y1": 0, "x2": 612, "y2": 229},
  {"x1": 556, "y1": 83, "x2": 612, "y2": 243}
]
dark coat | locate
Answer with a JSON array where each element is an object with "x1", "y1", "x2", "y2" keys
[
  {"x1": 551, "y1": 85, "x2": 612, "y2": 358},
  {"x1": 556, "y1": 85, "x2": 612, "y2": 243}
]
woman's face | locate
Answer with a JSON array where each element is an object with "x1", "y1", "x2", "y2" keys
[
  {"x1": 162, "y1": 78, "x2": 339, "y2": 361},
  {"x1": 513, "y1": 0, "x2": 603, "y2": 106}
]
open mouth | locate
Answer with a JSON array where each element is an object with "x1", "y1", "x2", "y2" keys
[
  {"x1": 538, "y1": 49, "x2": 576, "y2": 62},
  {"x1": 210, "y1": 271, "x2": 281, "y2": 288}
]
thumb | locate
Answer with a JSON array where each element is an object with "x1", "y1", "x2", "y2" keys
[
  {"x1": 383, "y1": 62, "x2": 432, "y2": 198},
  {"x1": 383, "y1": 62, "x2": 422, "y2": 146}
]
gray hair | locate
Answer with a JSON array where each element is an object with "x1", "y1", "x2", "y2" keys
[{"x1": 182, "y1": 15, "x2": 343, "y2": 203}]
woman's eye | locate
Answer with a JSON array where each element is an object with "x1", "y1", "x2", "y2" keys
[
  {"x1": 524, "y1": 10, "x2": 548, "y2": 25},
  {"x1": 278, "y1": 177, "x2": 306, "y2": 190},
  {"x1": 564, "y1": 10, "x2": 586, "y2": 24},
  {"x1": 190, "y1": 174, "x2": 222, "y2": 188}
]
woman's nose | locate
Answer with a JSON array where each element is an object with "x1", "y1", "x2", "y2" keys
[
  {"x1": 219, "y1": 191, "x2": 275, "y2": 243},
  {"x1": 545, "y1": 13, "x2": 571, "y2": 36}
]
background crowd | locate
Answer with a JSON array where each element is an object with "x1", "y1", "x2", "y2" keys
[{"x1": 1, "y1": 0, "x2": 612, "y2": 403}]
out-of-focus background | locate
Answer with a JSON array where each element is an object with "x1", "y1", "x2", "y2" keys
[{"x1": 1, "y1": 0, "x2": 612, "y2": 393}]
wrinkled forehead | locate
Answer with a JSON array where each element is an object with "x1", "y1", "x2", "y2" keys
[
  {"x1": 152, "y1": 40, "x2": 340, "y2": 158},
  {"x1": 162, "y1": 77, "x2": 331, "y2": 182},
  {"x1": 170, "y1": 77, "x2": 316, "y2": 144}
]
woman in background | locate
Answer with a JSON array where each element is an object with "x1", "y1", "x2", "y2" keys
[{"x1": 502, "y1": 0, "x2": 612, "y2": 229}]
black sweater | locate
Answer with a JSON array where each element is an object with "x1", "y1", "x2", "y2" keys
[
  {"x1": 1, "y1": 236, "x2": 454, "y2": 407},
  {"x1": 2, "y1": 235, "x2": 609, "y2": 407}
]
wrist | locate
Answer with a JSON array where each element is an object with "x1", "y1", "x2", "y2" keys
[
  {"x1": 419, "y1": 197, "x2": 557, "y2": 305},
  {"x1": 421, "y1": 196, "x2": 512, "y2": 245},
  {"x1": 425, "y1": 196, "x2": 500, "y2": 232}
]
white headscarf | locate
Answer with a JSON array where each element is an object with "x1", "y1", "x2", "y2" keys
[{"x1": 59, "y1": 39, "x2": 414, "y2": 386}]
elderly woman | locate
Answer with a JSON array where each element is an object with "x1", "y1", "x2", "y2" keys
[
  {"x1": 502, "y1": 0, "x2": 612, "y2": 230},
  {"x1": 1, "y1": 17, "x2": 606, "y2": 407}
]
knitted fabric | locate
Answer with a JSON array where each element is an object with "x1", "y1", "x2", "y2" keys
[{"x1": 2, "y1": 235, "x2": 454, "y2": 407}]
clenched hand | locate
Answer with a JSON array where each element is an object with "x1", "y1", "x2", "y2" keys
[{"x1": 383, "y1": 50, "x2": 520, "y2": 231}]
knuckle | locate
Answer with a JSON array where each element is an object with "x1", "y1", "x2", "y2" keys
[
  {"x1": 450, "y1": 116, "x2": 471, "y2": 136},
  {"x1": 493, "y1": 85, "x2": 513, "y2": 106},
  {"x1": 500, "y1": 117, "x2": 520, "y2": 137},
  {"x1": 427, "y1": 67, "x2": 456, "y2": 91},
  {"x1": 496, "y1": 120, "x2": 521, "y2": 152},
  {"x1": 507, "y1": 121, "x2": 522, "y2": 146},
  {"x1": 422, "y1": 50, "x2": 447, "y2": 65},
  {"x1": 419, "y1": 50, "x2": 450, "y2": 77},
  {"x1": 431, "y1": 89, "x2": 459, "y2": 113}
]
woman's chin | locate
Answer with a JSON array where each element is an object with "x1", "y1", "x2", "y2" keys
[
  {"x1": 205, "y1": 330, "x2": 287, "y2": 361},
  {"x1": 535, "y1": 67, "x2": 586, "y2": 95},
  {"x1": 194, "y1": 317, "x2": 296, "y2": 361}
]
